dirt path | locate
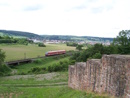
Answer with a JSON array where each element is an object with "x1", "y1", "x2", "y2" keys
[
  {"x1": 0, "y1": 72, "x2": 68, "y2": 87},
  {"x1": 0, "y1": 82, "x2": 68, "y2": 87},
  {"x1": 0, "y1": 72, "x2": 68, "y2": 98},
  {"x1": 0, "y1": 72, "x2": 60, "y2": 81}
]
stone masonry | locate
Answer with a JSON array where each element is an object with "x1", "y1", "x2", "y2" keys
[{"x1": 68, "y1": 55, "x2": 130, "y2": 98}]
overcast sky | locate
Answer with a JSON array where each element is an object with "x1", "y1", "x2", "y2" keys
[{"x1": 0, "y1": 0, "x2": 130, "y2": 37}]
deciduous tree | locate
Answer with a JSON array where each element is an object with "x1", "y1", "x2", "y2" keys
[
  {"x1": 0, "y1": 49, "x2": 5, "y2": 67},
  {"x1": 113, "y1": 30, "x2": 130, "y2": 54}
]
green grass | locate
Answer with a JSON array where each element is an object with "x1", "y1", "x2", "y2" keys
[
  {"x1": 0, "y1": 57, "x2": 110, "y2": 98},
  {"x1": 0, "y1": 46, "x2": 110, "y2": 98},
  {"x1": 0, "y1": 71, "x2": 110, "y2": 98},
  {"x1": 0, "y1": 44, "x2": 75, "y2": 61},
  {"x1": 12, "y1": 56, "x2": 70, "y2": 74},
  {"x1": 0, "y1": 86, "x2": 109, "y2": 98},
  {"x1": 0, "y1": 72, "x2": 68, "y2": 84}
]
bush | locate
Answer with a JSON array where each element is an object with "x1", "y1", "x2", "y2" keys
[
  {"x1": 70, "y1": 43, "x2": 120, "y2": 62},
  {"x1": 69, "y1": 60, "x2": 76, "y2": 65},
  {"x1": 28, "y1": 67, "x2": 47, "y2": 74},
  {"x1": 38, "y1": 43, "x2": 46, "y2": 47},
  {"x1": 33, "y1": 59, "x2": 43, "y2": 64},
  {"x1": 19, "y1": 72, "x2": 26, "y2": 75},
  {"x1": 0, "y1": 72, "x2": 4, "y2": 76},
  {"x1": 0, "y1": 49, "x2": 5, "y2": 66},
  {"x1": 76, "y1": 45, "x2": 83, "y2": 51},
  {"x1": 92, "y1": 52, "x2": 102, "y2": 59},
  {"x1": 48, "y1": 65, "x2": 55, "y2": 72},
  {"x1": 0, "y1": 64, "x2": 11, "y2": 72},
  {"x1": 31, "y1": 67, "x2": 41, "y2": 73},
  {"x1": 48, "y1": 60, "x2": 69, "y2": 72},
  {"x1": 66, "y1": 42, "x2": 78, "y2": 47},
  {"x1": 28, "y1": 60, "x2": 70, "y2": 74},
  {"x1": 0, "y1": 64, "x2": 11, "y2": 76}
]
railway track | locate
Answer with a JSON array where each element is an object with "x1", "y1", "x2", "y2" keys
[{"x1": 5, "y1": 51, "x2": 75, "y2": 66}]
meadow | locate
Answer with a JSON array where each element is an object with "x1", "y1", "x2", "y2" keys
[
  {"x1": 0, "y1": 55, "x2": 111, "y2": 98},
  {"x1": 0, "y1": 86, "x2": 110, "y2": 98},
  {"x1": 0, "y1": 43, "x2": 75, "y2": 61},
  {"x1": 0, "y1": 43, "x2": 111, "y2": 98}
]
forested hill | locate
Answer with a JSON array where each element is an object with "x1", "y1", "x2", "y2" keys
[
  {"x1": 0, "y1": 30, "x2": 113, "y2": 42},
  {"x1": 0, "y1": 30, "x2": 43, "y2": 40},
  {"x1": 41, "y1": 35, "x2": 113, "y2": 42}
]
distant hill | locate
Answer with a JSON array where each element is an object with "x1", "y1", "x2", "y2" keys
[
  {"x1": 0, "y1": 30, "x2": 113, "y2": 42},
  {"x1": 0, "y1": 30, "x2": 43, "y2": 40},
  {"x1": 41, "y1": 35, "x2": 113, "y2": 42}
]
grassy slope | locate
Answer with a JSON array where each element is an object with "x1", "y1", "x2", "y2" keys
[
  {"x1": 0, "y1": 86, "x2": 110, "y2": 98},
  {"x1": 0, "y1": 44, "x2": 75, "y2": 61},
  {"x1": 0, "y1": 71, "x2": 109, "y2": 98},
  {"x1": 0, "y1": 45, "x2": 110, "y2": 98},
  {"x1": 14, "y1": 57, "x2": 70, "y2": 74},
  {"x1": 0, "y1": 56, "x2": 110, "y2": 98}
]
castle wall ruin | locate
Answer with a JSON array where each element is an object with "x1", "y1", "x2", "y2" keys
[{"x1": 68, "y1": 55, "x2": 130, "y2": 98}]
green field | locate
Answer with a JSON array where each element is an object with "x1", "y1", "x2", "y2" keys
[
  {"x1": 0, "y1": 43, "x2": 110, "y2": 98},
  {"x1": 0, "y1": 71, "x2": 110, "y2": 98},
  {"x1": 0, "y1": 55, "x2": 110, "y2": 98},
  {"x1": 0, "y1": 44, "x2": 75, "y2": 61},
  {"x1": 0, "y1": 86, "x2": 110, "y2": 98}
]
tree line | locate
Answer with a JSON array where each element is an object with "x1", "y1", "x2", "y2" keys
[
  {"x1": 42, "y1": 35, "x2": 113, "y2": 42},
  {"x1": 0, "y1": 30, "x2": 113, "y2": 42},
  {"x1": 70, "y1": 30, "x2": 130, "y2": 62},
  {"x1": 0, "y1": 35, "x2": 33, "y2": 45},
  {"x1": 0, "y1": 30, "x2": 43, "y2": 40}
]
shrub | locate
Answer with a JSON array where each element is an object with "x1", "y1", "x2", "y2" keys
[
  {"x1": 31, "y1": 67, "x2": 41, "y2": 73},
  {"x1": 0, "y1": 49, "x2": 5, "y2": 67},
  {"x1": 0, "y1": 72, "x2": 4, "y2": 76},
  {"x1": 33, "y1": 59, "x2": 43, "y2": 64},
  {"x1": 0, "y1": 64, "x2": 11, "y2": 76},
  {"x1": 29, "y1": 60, "x2": 70, "y2": 73},
  {"x1": 69, "y1": 60, "x2": 76, "y2": 65},
  {"x1": 55, "y1": 64, "x2": 61, "y2": 71},
  {"x1": 0, "y1": 64, "x2": 11, "y2": 73},
  {"x1": 76, "y1": 45, "x2": 83, "y2": 51},
  {"x1": 48, "y1": 65, "x2": 55, "y2": 72},
  {"x1": 92, "y1": 52, "x2": 102, "y2": 59},
  {"x1": 19, "y1": 72, "x2": 26, "y2": 75},
  {"x1": 38, "y1": 43, "x2": 46, "y2": 47},
  {"x1": 48, "y1": 60, "x2": 69, "y2": 72},
  {"x1": 29, "y1": 67, "x2": 47, "y2": 74},
  {"x1": 59, "y1": 61, "x2": 63, "y2": 65}
]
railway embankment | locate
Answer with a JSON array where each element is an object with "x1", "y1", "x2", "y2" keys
[
  {"x1": 5, "y1": 51, "x2": 74, "y2": 66},
  {"x1": 68, "y1": 55, "x2": 130, "y2": 98}
]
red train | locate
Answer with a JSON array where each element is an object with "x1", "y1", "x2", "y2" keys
[{"x1": 45, "y1": 50, "x2": 66, "y2": 56}]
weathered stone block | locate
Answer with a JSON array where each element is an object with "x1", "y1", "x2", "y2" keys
[{"x1": 68, "y1": 55, "x2": 130, "y2": 98}]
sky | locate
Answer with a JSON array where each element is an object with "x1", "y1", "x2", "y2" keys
[{"x1": 0, "y1": 0, "x2": 130, "y2": 38}]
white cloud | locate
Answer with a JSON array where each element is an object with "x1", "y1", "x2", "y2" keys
[{"x1": 0, "y1": 0, "x2": 130, "y2": 37}]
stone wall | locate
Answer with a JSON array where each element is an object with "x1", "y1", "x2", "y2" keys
[{"x1": 68, "y1": 55, "x2": 130, "y2": 98}]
